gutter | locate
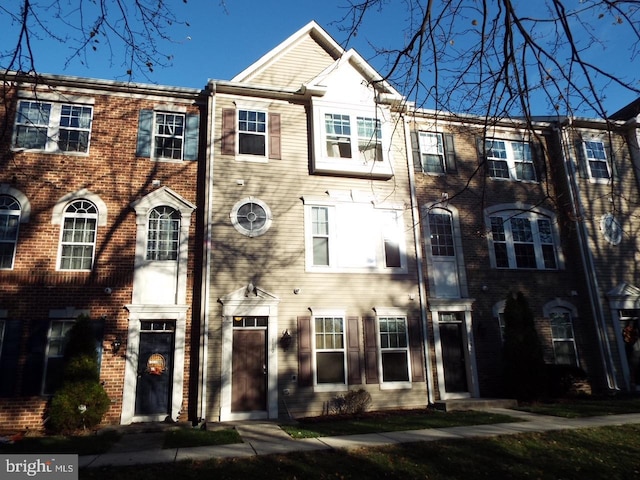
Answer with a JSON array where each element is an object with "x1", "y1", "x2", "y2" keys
[
  {"x1": 402, "y1": 114, "x2": 435, "y2": 404},
  {"x1": 555, "y1": 121, "x2": 618, "y2": 390},
  {"x1": 197, "y1": 81, "x2": 216, "y2": 421}
]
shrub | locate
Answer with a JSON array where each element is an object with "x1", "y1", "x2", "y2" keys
[
  {"x1": 545, "y1": 364, "x2": 591, "y2": 398},
  {"x1": 329, "y1": 389, "x2": 372, "y2": 415},
  {"x1": 502, "y1": 292, "x2": 547, "y2": 401},
  {"x1": 48, "y1": 315, "x2": 110, "y2": 433},
  {"x1": 48, "y1": 380, "x2": 111, "y2": 434}
]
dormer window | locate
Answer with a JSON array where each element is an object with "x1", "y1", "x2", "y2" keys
[{"x1": 311, "y1": 100, "x2": 393, "y2": 179}]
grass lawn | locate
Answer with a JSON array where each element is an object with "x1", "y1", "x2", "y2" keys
[
  {"x1": 280, "y1": 408, "x2": 518, "y2": 438},
  {"x1": 80, "y1": 424, "x2": 640, "y2": 480},
  {"x1": 517, "y1": 395, "x2": 640, "y2": 418},
  {"x1": 0, "y1": 430, "x2": 120, "y2": 456}
]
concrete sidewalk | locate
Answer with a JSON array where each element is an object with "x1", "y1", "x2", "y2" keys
[{"x1": 79, "y1": 409, "x2": 640, "y2": 468}]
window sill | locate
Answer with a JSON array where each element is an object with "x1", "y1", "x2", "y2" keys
[
  {"x1": 313, "y1": 383, "x2": 348, "y2": 393},
  {"x1": 379, "y1": 381, "x2": 412, "y2": 390},
  {"x1": 12, "y1": 147, "x2": 90, "y2": 157},
  {"x1": 306, "y1": 266, "x2": 408, "y2": 274},
  {"x1": 235, "y1": 154, "x2": 269, "y2": 163},
  {"x1": 312, "y1": 158, "x2": 394, "y2": 179}
]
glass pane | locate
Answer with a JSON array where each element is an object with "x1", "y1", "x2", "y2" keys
[
  {"x1": 382, "y1": 352, "x2": 409, "y2": 382},
  {"x1": 316, "y1": 352, "x2": 345, "y2": 384},
  {"x1": 313, "y1": 237, "x2": 329, "y2": 266},
  {"x1": 514, "y1": 243, "x2": 537, "y2": 268}
]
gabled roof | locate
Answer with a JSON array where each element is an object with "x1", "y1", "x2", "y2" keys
[
  {"x1": 229, "y1": 21, "x2": 403, "y2": 103},
  {"x1": 302, "y1": 48, "x2": 403, "y2": 103},
  {"x1": 231, "y1": 21, "x2": 343, "y2": 84},
  {"x1": 607, "y1": 283, "x2": 640, "y2": 298}
]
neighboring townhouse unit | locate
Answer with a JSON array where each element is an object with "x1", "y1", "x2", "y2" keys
[
  {"x1": 0, "y1": 72, "x2": 206, "y2": 430},
  {"x1": 408, "y1": 111, "x2": 611, "y2": 399},
  {"x1": 198, "y1": 22, "x2": 431, "y2": 422},
  {"x1": 550, "y1": 107, "x2": 640, "y2": 392},
  {"x1": 2, "y1": 22, "x2": 638, "y2": 432}
]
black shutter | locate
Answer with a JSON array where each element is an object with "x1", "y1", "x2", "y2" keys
[
  {"x1": 346, "y1": 316, "x2": 362, "y2": 385},
  {"x1": 22, "y1": 320, "x2": 49, "y2": 396},
  {"x1": 297, "y1": 316, "x2": 312, "y2": 387},
  {"x1": 444, "y1": 133, "x2": 457, "y2": 173},
  {"x1": 0, "y1": 320, "x2": 23, "y2": 397}
]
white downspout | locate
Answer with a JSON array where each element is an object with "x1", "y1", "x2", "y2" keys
[
  {"x1": 556, "y1": 122, "x2": 618, "y2": 390},
  {"x1": 403, "y1": 114, "x2": 435, "y2": 404},
  {"x1": 197, "y1": 81, "x2": 216, "y2": 421}
]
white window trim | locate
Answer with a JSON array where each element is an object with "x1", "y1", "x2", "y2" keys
[
  {"x1": 482, "y1": 137, "x2": 537, "y2": 182},
  {"x1": 543, "y1": 299, "x2": 579, "y2": 367},
  {"x1": 303, "y1": 196, "x2": 408, "y2": 274},
  {"x1": 152, "y1": 111, "x2": 186, "y2": 162},
  {"x1": 485, "y1": 204, "x2": 563, "y2": 270},
  {"x1": 600, "y1": 213, "x2": 622, "y2": 245},
  {"x1": 56, "y1": 199, "x2": 99, "y2": 272},
  {"x1": 230, "y1": 100, "x2": 273, "y2": 163},
  {"x1": 310, "y1": 99, "x2": 393, "y2": 178},
  {"x1": 582, "y1": 138, "x2": 612, "y2": 183},
  {"x1": 310, "y1": 308, "x2": 348, "y2": 392},
  {"x1": 0, "y1": 194, "x2": 21, "y2": 270},
  {"x1": 12, "y1": 98, "x2": 94, "y2": 155},
  {"x1": 230, "y1": 196, "x2": 273, "y2": 237},
  {"x1": 422, "y1": 203, "x2": 470, "y2": 298},
  {"x1": 418, "y1": 131, "x2": 445, "y2": 175},
  {"x1": 374, "y1": 307, "x2": 412, "y2": 390}
]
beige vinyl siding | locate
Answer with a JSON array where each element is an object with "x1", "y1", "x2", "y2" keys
[
  {"x1": 206, "y1": 93, "x2": 424, "y2": 420},
  {"x1": 244, "y1": 36, "x2": 338, "y2": 89}
]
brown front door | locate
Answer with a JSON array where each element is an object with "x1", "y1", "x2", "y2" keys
[{"x1": 232, "y1": 329, "x2": 267, "y2": 412}]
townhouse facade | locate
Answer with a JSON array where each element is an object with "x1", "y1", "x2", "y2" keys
[
  {"x1": 0, "y1": 73, "x2": 207, "y2": 430},
  {"x1": 1, "y1": 21, "x2": 638, "y2": 430}
]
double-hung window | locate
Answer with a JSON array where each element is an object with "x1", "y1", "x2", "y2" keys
[
  {"x1": 488, "y1": 209, "x2": 559, "y2": 270},
  {"x1": 325, "y1": 113, "x2": 382, "y2": 162},
  {"x1": 314, "y1": 316, "x2": 346, "y2": 385},
  {"x1": 550, "y1": 309, "x2": 578, "y2": 366},
  {"x1": 419, "y1": 132, "x2": 445, "y2": 173},
  {"x1": 482, "y1": 139, "x2": 536, "y2": 181},
  {"x1": 154, "y1": 112, "x2": 185, "y2": 160},
  {"x1": 14, "y1": 100, "x2": 93, "y2": 153},
  {"x1": 136, "y1": 109, "x2": 199, "y2": 161},
  {"x1": 59, "y1": 200, "x2": 98, "y2": 270},
  {"x1": 43, "y1": 319, "x2": 75, "y2": 394},
  {"x1": 378, "y1": 316, "x2": 410, "y2": 383},
  {"x1": 238, "y1": 109, "x2": 267, "y2": 156},
  {"x1": 305, "y1": 199, "x2": 406, "y2": 273},
  {"x1": 583, "y1": 140, "x2": 611, "y2": 180},
  {"x1": 311, "y1": 101, "x2": 392, "y2": 178},
  {"x1": 146, "y1": 206, "x2": 180, "y2": 261},
  {"x1": 428, "y1": 212, "x2": 455, "y2": 257},
  {"x1": 0, "y1": 195, "x2": 21, "y2": 269}
]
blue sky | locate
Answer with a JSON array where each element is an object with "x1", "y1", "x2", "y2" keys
[{"x1": 1, "y1": 0, "x2": 637, "y2": 116}]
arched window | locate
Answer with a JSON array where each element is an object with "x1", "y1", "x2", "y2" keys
[
  {"x1": 147, "y1": 206, "x2": 180, "y2": 260},
  {"x1": 0, "y1": 195, "x2": 21, "y2": 269},
  {"x1": 486, "y1": 205, "x2": 562, "y2": 270},
  {"x1": 59, "y1": 199, "x2": 98, "y2": 270},
  {"x1": 544, "y1": 300, "x2": 579, "y2": 366}
]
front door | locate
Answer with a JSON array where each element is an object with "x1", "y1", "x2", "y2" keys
[
  {"x1": 135, "y1": 321, "x2": 175, "y2": 417},
  {"x1": 232, "y1": 317, "x2": 267, "y2": 412},
  {"x1": 439, "y1": 315, "x2": 468, "y2": 393}
]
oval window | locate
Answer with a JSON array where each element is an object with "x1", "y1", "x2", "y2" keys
[{"x1": 600, "y1": 213, "x2": 622, "y2": 245}]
